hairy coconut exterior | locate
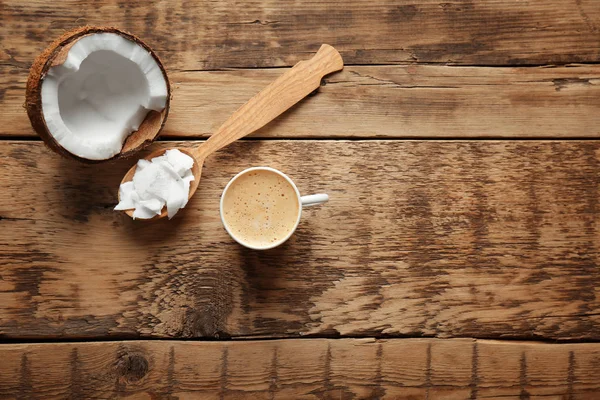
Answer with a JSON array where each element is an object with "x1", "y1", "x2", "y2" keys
[{"x1": 25, "y1": 26, "x2": 171, "y2": 163}]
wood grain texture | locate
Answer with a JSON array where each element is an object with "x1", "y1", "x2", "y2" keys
[
  {"x1": 1, "y1": 339, "x2": 600, "y2": 399},
  {"x1": 2, "y1": 0, "x2": 600, "y2": 70},
  {"x1": 2, "y1": 65, "x2": 600, "y2": 138},
  {"x1": 0, "y1": 140, "x2": 599, "y2": 340}
]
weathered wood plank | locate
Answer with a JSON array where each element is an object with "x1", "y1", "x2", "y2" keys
[
  {"x1": 0, "y1": 339, "x2": 599, "y2": 399},
  {"x1": 2, "y1": 65, "x2": 600, "y2": 138},
  {"x1": 2, "y1": 0, "x2": 600, "y2": 70},
  {"x1": 0, "y1": 141, "x2": 598, "y2": 340}
]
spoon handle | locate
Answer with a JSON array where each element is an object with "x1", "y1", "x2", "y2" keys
[{"x1": 194, "y1": 44, "x2": 343, "y2": 158}]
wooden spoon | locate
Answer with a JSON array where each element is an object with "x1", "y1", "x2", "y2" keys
[{"x1": 120, "y1": 44, "x2": 344, "y2": 220}]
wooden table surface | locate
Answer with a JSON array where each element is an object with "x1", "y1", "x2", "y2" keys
[{"x1": 1, "y1": 1, "x2": 600, "y2": 399}]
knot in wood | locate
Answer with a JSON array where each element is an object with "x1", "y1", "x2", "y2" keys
[{"x1": 115, "y1": 353, "x2": 149, "y2": 383}]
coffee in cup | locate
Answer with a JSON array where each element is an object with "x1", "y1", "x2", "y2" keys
[{"x1": 220, "y1": 167, "x2": 328, "y2": 250}]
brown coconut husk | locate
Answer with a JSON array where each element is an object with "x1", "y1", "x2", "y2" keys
[{"x1": 25, "y1": 26, "x2": 171, "y2": 163}]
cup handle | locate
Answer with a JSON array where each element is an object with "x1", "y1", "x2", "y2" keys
[{"x1": 301, "y1": 194, "x2": 329, "y2": 207}]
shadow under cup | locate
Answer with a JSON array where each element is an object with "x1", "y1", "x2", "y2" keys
[{"x1": 220, "y1": 167, "x2": 303, "y2": 250}]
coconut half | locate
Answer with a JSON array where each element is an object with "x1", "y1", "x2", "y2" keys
[{"x1": 26, "y1": 27, "x2": 171, "y2": 162}]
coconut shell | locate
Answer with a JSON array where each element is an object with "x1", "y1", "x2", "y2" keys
[{"x1": 25, "y1": 26, "x2": 171, "y2": 163}]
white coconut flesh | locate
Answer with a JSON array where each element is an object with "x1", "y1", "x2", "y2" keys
[
  {"x1": 41, "y1": 33, "x2": 168, "y2": 160},
  {"x1": 115, "y1": 149, "x2": 195, "y2": 219}
]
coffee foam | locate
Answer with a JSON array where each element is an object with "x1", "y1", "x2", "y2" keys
[{"x1": 222, "y1": 170, "x2": 299, "y2": 248}]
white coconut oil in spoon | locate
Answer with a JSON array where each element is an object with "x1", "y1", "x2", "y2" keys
[{"x1": 115, "y1": 149, "x2": 194, "y2": 219}]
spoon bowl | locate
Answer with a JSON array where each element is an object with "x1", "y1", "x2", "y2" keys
[
  {"x1": 118, "y1": 44, "x2": 344, "y2": 220},
  {"x1": 119, "y1": 148, "x2": 203, "y2": 220}
]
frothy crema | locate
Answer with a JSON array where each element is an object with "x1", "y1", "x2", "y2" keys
[{"x1": 221, "y1": 169, "x2": 300, "y2": 248}]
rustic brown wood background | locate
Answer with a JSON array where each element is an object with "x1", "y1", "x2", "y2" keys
[{"x1": 1, "y1": 1, "x2": 599, "y2": 399}]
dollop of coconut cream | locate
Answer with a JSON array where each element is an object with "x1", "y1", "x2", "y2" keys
[
  {"x1": 41, "y1": 33, "x2": 168, "y2": 160},
  {"x1": 115, "y1": 149, "x2": 195, "y2": 219}
]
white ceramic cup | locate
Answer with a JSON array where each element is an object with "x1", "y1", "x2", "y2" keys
[{"x1": 220, "y1": 167, "x2": 328, "y2": 250}]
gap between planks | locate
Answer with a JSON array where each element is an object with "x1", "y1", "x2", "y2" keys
[
  {"x1": 2, "y1": 137, "x2": 600, "y2": 142},
  {"x1": 175, "y1": 61, "x2": 600, "y2": 73},
  {"x1": 3, "y1": 335, "x2": 600, "y2": 345},
  {"x1": 4, "y1": 62, "x2": 600, "y2": 73}
]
